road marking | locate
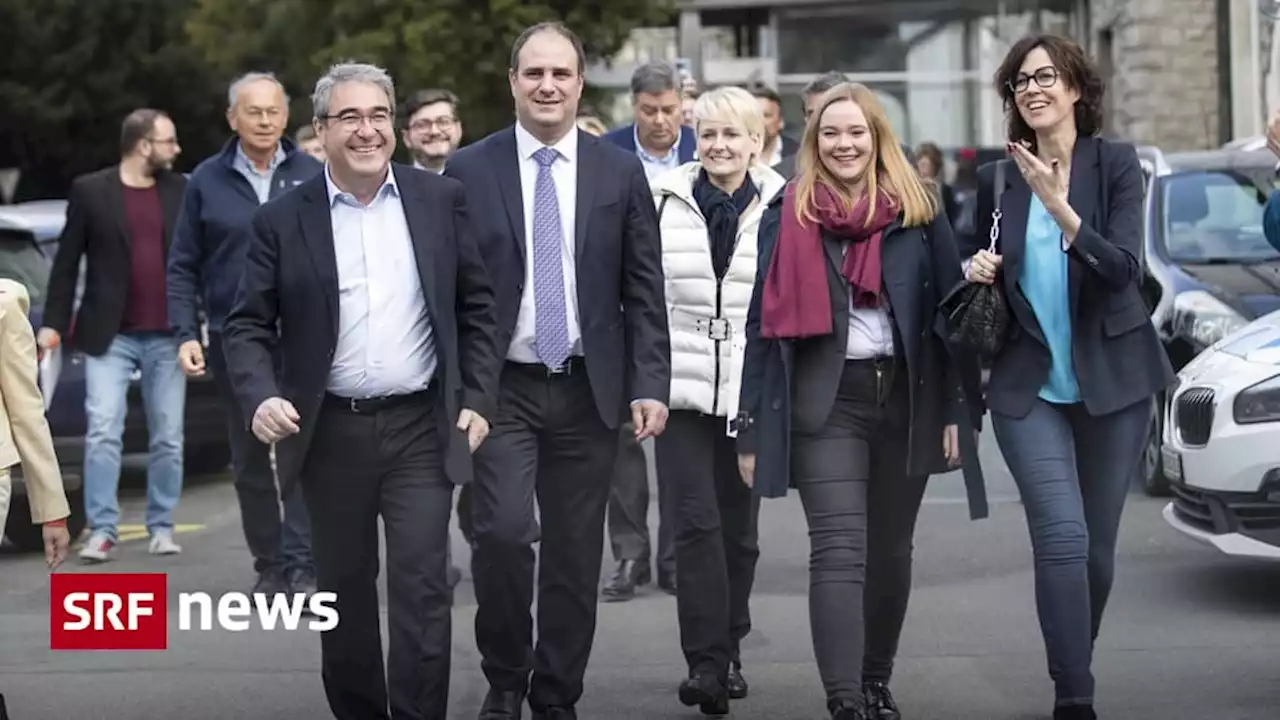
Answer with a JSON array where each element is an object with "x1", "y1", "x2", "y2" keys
[{"x1": 112, "y1": 524, "x2": 206, "y2": 543}]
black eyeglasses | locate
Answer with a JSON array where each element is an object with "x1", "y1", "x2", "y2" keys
[{"x1": 1008, "y1": 66, "x2": 1059, "y2": 94}]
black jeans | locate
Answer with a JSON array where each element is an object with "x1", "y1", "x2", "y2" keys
[
  {"x1": 654, "y1": 410, "x2": 760, "y2": 683},
  {"x1": 991, "y1": 397, "x2": 1151, "y2": 707},
  {"x1": 207, "y1": 332, "x2": 312, "y2": 576},
  {"x1": 792, "y1": 357, "x2": 930, "y2": 706}
]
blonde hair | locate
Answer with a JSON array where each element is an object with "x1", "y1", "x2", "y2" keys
[
  {"x1": 576, "y1": 115, "x2": 607, "y2": 136},
  {"x1": 794, "y1": 83, "x2": 937, "y2": 228},
  {"x1": 692, "y1": 86, "x2": 765, "y2": 161}
]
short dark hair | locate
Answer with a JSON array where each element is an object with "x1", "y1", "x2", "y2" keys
[
  {"x1": 994, "y1": 32, "x2": 1104, "y2": 147},
  {"x1": 510, "y1": 21, "x2": 585, "y2": 75},
  {"x1": 750, "y1": 85, "x2": 783, "y2": 106},
  {"x1": 119, "y1": 109, "x2": 168, "y2": 156},
  {"x1": 630, "y1": 62, "x2": 678, "y2": 97},
  {"x1": 401, "y1": 88, "x2": 459, "y2": 127},
  {"x1": 802, "y1": 71, "x2": 850, "y2": 98}
]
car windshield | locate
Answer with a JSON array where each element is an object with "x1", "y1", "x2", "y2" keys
[
  {"x1": 1160, "y1": 169, "x2": 1280, "y2": 263},
  {"x1": 0, "y1": 228, "x2": 50, "y2": 307}
]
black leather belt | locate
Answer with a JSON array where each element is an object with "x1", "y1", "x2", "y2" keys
[
  {"x1": 506, "y1": 356, "x2": 586, "y2": 378},
  {"x1": 324, "y1": 385, "x2": 435, "y2": 414}
]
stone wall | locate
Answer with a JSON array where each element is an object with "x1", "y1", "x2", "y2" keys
[{"x1": 1091, "y1": 0, "x2": 1221, "y2": 151}]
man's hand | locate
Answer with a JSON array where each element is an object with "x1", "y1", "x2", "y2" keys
[
  {"x1": 942, "y1": 424, "x2": 961, "y2": 468},
  {"x1": 631, "y1": 399, "x2": 669, "y2": 441},
  {"x1": 737, "y1": 453, "x2": 756, "y2": 488},
  {"x1": 252, "y1": 397, "x2": 301, "y2": 444},
  {"x1": 1267, "y1": 109, "x2": 1280, "y2": 158},
  {"x1": 177, "y1": 340, "x2": 206, "y2": 377},
  {"x1": 43, "y1": 522, "x2": 70, "y2": 569},
  {"x1": 456, "y1": 408, "x2": 490, "y2": 453},
  {"x1": 35, "y1": 327, "x2": 60, "y2": 360}
]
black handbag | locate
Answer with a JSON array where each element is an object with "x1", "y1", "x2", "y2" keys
[{"x1": 939, "y1": 160, "x2": 1011, "y2": 362}]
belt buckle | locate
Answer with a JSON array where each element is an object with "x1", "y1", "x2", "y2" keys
[
  {"x1": 546, "y1": 360, "x2": 573, "y2": 377},
  {"x1": 349, "y1": 396, "x2": 363, "y2": 413},
  {"x1": 699, "y1": 318, "x2": 731, "y2": 342}
]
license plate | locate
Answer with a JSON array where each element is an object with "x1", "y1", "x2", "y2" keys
[{"x1": 1161, "y1": 446, "x2": 1183, "y2": 482}]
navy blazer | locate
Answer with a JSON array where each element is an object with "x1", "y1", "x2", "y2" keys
[
  {"x1": 960, "y1": 136, "x2": 1175, "y2": 419},
  {"x1": 602, "y1": 123, "x2": 698, "y2": 164},
  {"x1": 737, "y1": 195, "x2": 988, "y2": 520}
]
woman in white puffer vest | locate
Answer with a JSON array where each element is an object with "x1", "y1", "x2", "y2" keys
[{"x1": 649, "y1": 85, "x2": 786, "y2": 716}]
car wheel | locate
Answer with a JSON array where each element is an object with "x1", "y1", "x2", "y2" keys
[
  {"x1": 185, "y1": 444, "x2": 232, "y2": 476},
  {"x1": 4, "y1": 488, "x2": 87, "y2": 553},
  {"x1": 1142, "y1": 395, "x2": 1171, "y2": 497}
]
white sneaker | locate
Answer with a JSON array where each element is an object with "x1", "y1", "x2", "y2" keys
[
  {"x1": 79, "y1": 532, "x2": 115, "y2": 563},
  {"x1": 149, "y1": 530, "x2": 182, "y2": 555}
]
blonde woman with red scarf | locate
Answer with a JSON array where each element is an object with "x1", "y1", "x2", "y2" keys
[{"x1": 734, "y1": 83, "x2": 988, "y2": 720}]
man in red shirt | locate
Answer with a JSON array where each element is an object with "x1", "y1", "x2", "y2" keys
[{"x1": 37, "y1": 108, "x2": 188, "y2": 563}]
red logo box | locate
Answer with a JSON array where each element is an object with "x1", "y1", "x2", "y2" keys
[{"x1": 50, "y1": 573, "x2": 168, "y2": 650}]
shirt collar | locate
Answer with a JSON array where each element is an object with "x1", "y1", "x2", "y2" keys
[
  {"x1": 235, "y1": 140, "x2": 286, "y2": 174},
  {"x1": 633, "y1": 124, "x2": 681, "y2": 164},
  {"x1": 515, "y1": 121, "x2": 578, "y2": 164},
  {"x1": 324, "y1": 163, "x2": 400, "y2": 207}
]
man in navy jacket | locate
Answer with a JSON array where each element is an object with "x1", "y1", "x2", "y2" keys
[{"x1": 166, "y1": 72, "x2": 323, "y2": 597}]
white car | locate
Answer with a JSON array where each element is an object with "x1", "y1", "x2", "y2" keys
[{"x1": 1161, "y1": 310, "x2": 1280, "y2": 560}]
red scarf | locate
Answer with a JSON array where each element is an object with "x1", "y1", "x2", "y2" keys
[{"x1": 760, "y1": 181, "x2": 898, "y2": 339}]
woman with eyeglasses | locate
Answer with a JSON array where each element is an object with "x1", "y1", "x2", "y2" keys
[
  {"x1": 962, "y1": 33, "x2": 1174, "y2": 720},
  {"x1": 736, "y1": 82, "x2": 987, "y2": 720}
]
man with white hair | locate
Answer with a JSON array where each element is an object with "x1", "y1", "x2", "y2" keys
[{"x1": 167, "y1": 71, "x2": 322, "y2": 597}]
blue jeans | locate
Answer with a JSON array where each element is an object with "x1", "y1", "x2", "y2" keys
[
  {"x1": 83, "y1": 332, "x2": 186, "y2": 540},
  {"x1": 992, "y1": 397, "x2": 1151, "y2": 707}
]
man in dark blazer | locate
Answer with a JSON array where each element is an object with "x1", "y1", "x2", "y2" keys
[
  {"x1": 38, "y1": 108, "x2": 187, "y2": 564},
  {"x1": 222, "y1": 62, "x2": 501, "y2": 720},
  {"x1": 444, "y1": 22, "x2": 671, "y2": 720}
]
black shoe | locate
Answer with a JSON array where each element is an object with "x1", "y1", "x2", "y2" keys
[
  {"x1": 601, "y1": 560, "x2": 650, "y2": 602},
  {"x1": 727, "y1": 664, "x2": 748, "y2": 699},
  {"x1": 251, "y1": 567, "x2": 289, "y2": 596},
  {"x1": 829, "y1": 697, "x2": 867, "y2": 720},
  {"x1": 531, "y1": 708, "x2": 576, "y2": 720},
  {"x1": 863, "y1": 681, "x2": 900, "y2": 720},
  {"x1": 478, "y1": 688, "x2": 525, "y2": 719},
  {"x1": 286, "y1": 566, "x2": 318, "y2": 597},
  {"x1": 1053, "y1": 705, "x2": 1097, "y2": 720},
  {"x1": 678, "y1": 674, "x2": 729, "y2": 716}
]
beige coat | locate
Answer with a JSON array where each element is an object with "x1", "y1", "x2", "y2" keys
[{"x1": 0, "y1": 278, "x2": 70, "y2": 525}]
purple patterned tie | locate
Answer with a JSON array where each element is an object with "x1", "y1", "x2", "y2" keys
[{"x1": 532, "y1": 147, "x2": 571, "y2": 369}]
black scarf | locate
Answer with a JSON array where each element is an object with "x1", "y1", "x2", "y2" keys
[{"x1": 693, "y1": 169, "x2": 759, "y2": 280}]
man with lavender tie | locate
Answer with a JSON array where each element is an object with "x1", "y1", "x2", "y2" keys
[{"x1": 444, "y1": 21, "x2": 671, "y2": 720}]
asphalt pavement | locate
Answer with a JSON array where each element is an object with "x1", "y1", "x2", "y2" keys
[{"x1": 2, "y1": 427, "x2": 1278, "y2": 720}]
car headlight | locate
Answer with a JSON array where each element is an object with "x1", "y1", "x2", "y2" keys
[
  {"x1": 1173, "y1": 290, "x2": 1247, "y2": 348},
  {"x1": 1233, "y1": 374, "x2": 1280, "y2": 424}
]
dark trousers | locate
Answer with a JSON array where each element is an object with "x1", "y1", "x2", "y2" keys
[
  {"x1": 470, "y1": 360, "x2": 618, "y2": 712},
  {"x1": 207, "y1": 332, "x2": 312, "y2": 576},
  {"x1": 654, "y1": 410, "x2": 760, "y2": 682},
  {"x1": 303, "y1": 389, "x2": 455, "y2": 720},
  {"x1": 991, "y1": 396, "x2": 1150, "y2": 707},
  {"x1": 792, "y1": 358, "x2": 930, "y2": 706},
  {"x1": 606, "y1": 423, "x2": 675, "y2": 576}
]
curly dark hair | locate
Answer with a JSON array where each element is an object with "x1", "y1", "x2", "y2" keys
[{"x1": 993, "y1": 32, "x2": 1105, "y2": 149}]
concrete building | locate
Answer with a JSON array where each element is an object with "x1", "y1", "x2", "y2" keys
[{"x1": 590, "y1": 0, "x2": 1276, "y2": 157}]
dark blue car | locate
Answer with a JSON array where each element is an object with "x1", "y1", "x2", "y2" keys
[
  {"x1": 0, "y1": 201, "x2": 231, "y2": 551},
  {"x1": 1135, "y1": 146, "x2": 1280, "y2": 495}
]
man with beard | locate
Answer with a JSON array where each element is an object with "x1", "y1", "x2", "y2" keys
[
  {"x1": 445, "y1": 22, "x2": 670, "y2": 719},
  {"x1": 402, "y1": 88, "x2": 463, "y2": 174},
  {"x1": 38, "y1": 109, "x2": 187, "y2": 563}
]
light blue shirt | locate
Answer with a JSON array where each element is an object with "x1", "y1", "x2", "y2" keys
[
  {"x1": 234, "y1": 142, "x2": 286, "y2": 204},
  {"x1": 1019, "y1": 194, "x2": 1080, "y2": 404},
  {"x1": 324, "y1": 165, "x2": 437, "y2": 398},
  {"x1": 633, "y1": 124, "x2": 682, "y2": 182}
]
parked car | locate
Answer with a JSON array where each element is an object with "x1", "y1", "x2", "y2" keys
[
  {"x1": 1135, "y1": 145, "x2": 1280, "y2": 495},
  {"x1": 1160, "y1": 310, "x2": 1280, "y2": 560},
  {"x1": 0, "y1": 201, "x2": 231, "y2": 552}
]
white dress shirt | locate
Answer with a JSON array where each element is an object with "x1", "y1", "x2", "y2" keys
[
  {"x1": 324, "y1": 165, "x2": 437, "y2": 397},
  {"x1": 839, "y1": 242, "x2": 896, "y2": 358},
  {"x1": 507, "y1": 122, "x2": 582, "y2": 364},
  {"x1": 634, "y1": 124, "x2": 683, "y2": 183}
]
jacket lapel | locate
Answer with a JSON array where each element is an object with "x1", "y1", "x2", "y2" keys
[
  {"x1": 1065, "y1": 136, "x2": 1102, "y2": 319},
  {"x1": 157, "y1": 173, "x2": 184, "y2": 249},
  {"x1": 492, "y1": 129, "x2": 527, "y2": 267},
  {"x1": 103, "y1": 167, "x2": 131, "y2": 248},
  {"x1": 297, "y1": 175, "x2": 340, "y2": 338},
  {"x1": 997, "y1": 168, "x2": 1031, "y2": 294},
  {"x1": 574, "y1": 130, "x2": 596, "y2": 261},
  {"x1": 393, "y1": 165, "x2": 441, "y2": 330}
]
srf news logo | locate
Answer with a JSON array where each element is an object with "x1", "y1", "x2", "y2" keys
[{"x1": 50, "y1": 573, "x2": 338, "y2": 650}]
